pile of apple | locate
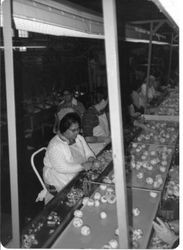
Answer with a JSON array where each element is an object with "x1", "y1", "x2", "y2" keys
[
  {"x1": 149, "y1": 234, "x2": 169, "y2": 249},
  {"x1": 161, "y1": 96, "x2": 179, "y2": 108},
  {"x1": 66, "y1": 187, "x2": 84, "y2": 207},
  {"x1": 135, "y1": 121, "x2": 178, "y2": 145},
  {"x1": 71, "y1": 186, "x2": 117, "y2": 239},
  {"x1": 129, "y1": 143, "x2": 172, "y2": 166},
  {"x1": 88, "y1": 150, "x2": 113, "y2": 176},
  {"x1": 157, "y1": 107, "x2": 179, "y2": 116},
  {"x1": 127, "y1": 143, "x2": 174, "y2": 189},
  {"x1": 158, "y1": 96, "x2": 179, "y2": 115},
  {"x1": 163, "y1": 165, "x2": 179, "y2": 200},
  {"x1": 84, "y1": 150, "x2": 113, "y2": 181},
  {"x1": 129, "y1": 227, "x2": 143, "y2": 249},
  {"x1": 98, "y1": 150, "x2": 113, "y2": 163}
]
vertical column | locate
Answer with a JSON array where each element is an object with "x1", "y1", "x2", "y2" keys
[
  {"x1": 145, "y1": 22, "x2": 153, "y2": 113},
  {"x1": 102, "y1": 0, "x2": 129, "y2": 248},
  {"x1": 167, "y1": 33, "x2": 174, "y2": 84},
  {"x1": 2, "y1": 0, "x2": 20, "y2": 247},
  {"x1": 88, "y1": 59, "x2": 93, "y2": 92}
]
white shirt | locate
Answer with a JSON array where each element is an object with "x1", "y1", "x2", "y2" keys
[
  {"x1": 43, "y1": 134, "x2": 95, "y2": 192},
  {"x1": 131, "y1": 90, "x2": 145, "y2": 109},
  {"x1": 141, "y1": 83, "x2": 155, "y2": 100},
  {"x1": 93, "y1": 113, "x2": 110, "y2": 137}
]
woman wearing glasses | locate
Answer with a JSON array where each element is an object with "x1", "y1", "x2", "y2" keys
[{"x1": 43, "y1": 112, "x2": 95, "y2": 193}]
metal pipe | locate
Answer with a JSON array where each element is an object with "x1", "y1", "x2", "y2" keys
[
  {"x1": 102, "y1": 0, "x2": 129, "y2": 248},
  {"x1": 2, "y1": 0, "x2": 20, "y2": 247}
]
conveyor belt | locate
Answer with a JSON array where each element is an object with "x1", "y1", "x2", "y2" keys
[{"x1": 52, "y1": 187, "x2": 161, "y2": 249}]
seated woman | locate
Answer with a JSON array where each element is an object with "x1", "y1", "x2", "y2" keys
[
  {"x1": 126, "y1": 85, "x2": 151, "y2": 131},
  {"x1": 82, "y1": 88, "x2": 110, "y2": 144},
  {"x1": 53, "y1": 107, "x2": 75, "y2": 134},
  {"x1": 43, "y1": 112, "x2": 95, "y2": 193},
  {"x1": 140, "y1": 75, "x2": 161, "y2": 105},
  {"x1": 130, "y1": 83, "x2": 145, "y2": 114}
]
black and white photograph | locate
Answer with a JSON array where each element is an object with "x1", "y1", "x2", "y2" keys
[{"x1": 0, "y1": 0, "x2": 180, "y2": 248}]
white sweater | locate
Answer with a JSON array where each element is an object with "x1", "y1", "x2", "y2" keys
[{"x1": 43, "y1": 134, "x2": 95, "y2": 192}]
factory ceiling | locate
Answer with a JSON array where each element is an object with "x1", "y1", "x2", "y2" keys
[{"x1": 0, "y1": 0, "x2": 179, "y2": 47}]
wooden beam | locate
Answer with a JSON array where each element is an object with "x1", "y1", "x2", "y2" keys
[
  {"x1": 129, "y1": 19, "x2": 167, "y2": 24},
  {"x1": 150, "y1": 0, "x2": 179, "y2": 32},
  {"x1": 173, "y1": 34, "x2": 179, "y2": 42},
  {"x1": 152, "y1": 20, "x2": 166, "y2": 34}
]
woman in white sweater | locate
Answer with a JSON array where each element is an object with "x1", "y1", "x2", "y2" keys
[{"x1": 43, "y1": 112, "x2": 95, "y2": 192}]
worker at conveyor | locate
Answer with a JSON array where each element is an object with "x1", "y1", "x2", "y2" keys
[
  {"x1": 82, "y1": 87, "x2": 111, "y2": 144},
  {"x1": 153, "y1": 217, "x2": 179, "y2": 248},
  {"x1": 140, "y1": 75, "x2": 162, "y2": 108},
  {"x1": 53, "y1": 89, "x2": 86, "y2": 134},
  {"x1": 57, "y1": 89, "x2": 86, "y2": 118},
  {"x1": 126, "y1": 84, "x2": 149, "y2": 130},
  {"x1": 43, "y1": 112, "x2": 95, "y2": 193}
]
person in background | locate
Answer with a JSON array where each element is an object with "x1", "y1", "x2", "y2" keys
[
  {"x1": 140, "y1": 75, "x2": 161, "y2": 104},
  {"x1": 82, "y1": 88, "x2": 110, "y2": 143},
  {"x1": 53, "y1": 89, "x2": 86, "y2": 134},
  {"x1": 130, "y1": 83, "x2": 145, "y2": 114},
  {"x1": 43, "y1": 112, "x2": 95, "y2": 193},
  {"x1": 169, "y1": 67, "x2": 179, "y2": 88},
  {"x1": 126, "y1": 84, "x2": 150, "y2": 130},
  {"x1": 153, "y1": 217, "x2": 179, "y2": 248},
  {"x1": 53, "y1": 107, "x2": 75, "y2": 134},
  {"x1": 57, "y1": 89, "x2": 86, "y2": 118}
]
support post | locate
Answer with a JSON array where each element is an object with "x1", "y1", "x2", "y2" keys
[
  {"x1": 167, "y1": 33, "x2": 174, "y2": 84},
  {"x1": 145, "y1": 22, "x2": 153, "y2": 113},
  {"x1": 102, "y1": 0, "x2": 129, "y2": 248},
  {"x1": 2, "y1": 0, "x2": 20, "y2": 247}
]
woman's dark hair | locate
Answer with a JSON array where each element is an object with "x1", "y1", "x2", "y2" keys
[
  {"x1": 92, "y1": 87, "x2": 108, "y2": 105},
  {"x1": 130, "y1": 82, "x2": 140, "y2": 92},
  {"x1": 59, "y1": 112, "x2": 81, "y2": 133}
]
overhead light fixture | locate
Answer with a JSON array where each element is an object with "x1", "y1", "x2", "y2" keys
[
  {"x1": 125, "y1": 37, "x2": 169, "y2": 45},
  {"x1": 0, "y1": 45, "x2": 46, "y2": 49},
  {"x1": 19, "y1": 46, "x2": 27, "y2": 52},
  {"x1": 14, "y1": 17, "x2": 104, "y2": 39},
  {"x1": 18, "y1": 29, "x2": 29, "y2": 38}
]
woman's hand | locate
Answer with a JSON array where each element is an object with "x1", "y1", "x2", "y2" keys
[
  {"x1": 152, "y1": 217, "x2": 178, "y2": 246},
  {"x1": 96, "y1": 136, "x2": 111, "y2": 144},
  {"x1": 168, "y1": 220, "x2": 179, "y2": 234},
  {"x1": 88, "y1": 156, "x2": 95, "y2": 162},
  {"x1": 85, "y1": 136, "x2": 98, "y2": 143},
  {"x1": 134, "y1": 112, "x2": 141, "y2": 117},
  {"x1": 103, "y1": 136, "x2": 111, "y2": 144},
  {"x1": 81, "y1": 161, "x2": 93, "y2": 171}
]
